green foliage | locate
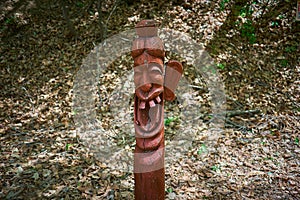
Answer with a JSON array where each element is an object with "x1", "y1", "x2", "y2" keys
[
  {"x1": 267, "y1": 172, "x2": 273, "y2": 176},
  {"x1": 295, "y1": 137, "x2": 299, "y2": 145},
  {"x1": 76, "y1": 1, "x2": 84, "y2": 8},
  {"x1": 33, "y1": 172, "x2": 39, "y2": 180},
  {"x1": 239, "y1": 5, "x2": 254, "y2": 18},
  {"x1": 207, "y1": 114, "x2": 213, "y2": 119},
  {"x1": 5, "y1": 16, "x2": 15, "y2": 24},
  {"x1": 285, "y1": 46, "x2": 297, "y2": 53},
  {"x1": 211, "y1": 165, "x2": 221, "y2": 172},
  {"x1": 264, "y1": 156, "x2": 274, "y2": 161},
  {"x1": 72, "y1": 109, "x2": 78, "y2": 115},
  {"x1": 1, "y1": 16, "x2": 16, "y2": 32},
  {"x1": 280, "y1": 59, "x2": 288, "y2": 67},
  {"x1": 240, "y1": 19, "x2": 256, "y2": 44},
  {"x1": 65, "y1": 143, "x2": 73, "y2": 151},
  {"x1": 220, "y1": 0, "x2": 230, "y2": 11},
  {"x1": 164, "y1": 116, "x2": 178, "y2": 126},
  {"x1": 166, "y1": 187, "x2": 173, "y2": 193},
  {"x1": 208, "y1": 43, "x2": 218, "y2": 56},
  {"x1": 236, "y1": 2, "x2": 257, "y2": 44},
  {"x1": 271, "y1": 21, "x2": 279, "y2": 27},
  {"x1": 217, "y1": 63, "x2": 226, "y2": 70},
  {"x1": 197, "y1": 144, "x2": 208, "y2": 154}
]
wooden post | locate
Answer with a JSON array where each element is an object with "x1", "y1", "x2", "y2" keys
[{"x1": 131, "y1": 20, "x2": 183, "y2": 200}]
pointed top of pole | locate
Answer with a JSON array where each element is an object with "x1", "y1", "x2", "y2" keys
[{"x1": 135, "y1": 19, "x2": 158, "y2": 37}]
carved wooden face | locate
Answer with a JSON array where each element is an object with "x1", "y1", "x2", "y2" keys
[
  {"x1": 134, "y1": 63, "x2": 164, "y2": 102},
  {"x1": 133, "y1": 62, "x2": 165, "y2": 143}
]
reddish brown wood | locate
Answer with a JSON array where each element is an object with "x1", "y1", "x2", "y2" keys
[{"x1": 132, "y1": 20, "x2": 183, "y2": 200}]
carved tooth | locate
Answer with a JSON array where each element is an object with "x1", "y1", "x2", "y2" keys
[
  {"x1": 149, "y1": 100, "x2": 155, "y2": 107},
  {"x1": 156, "y1": 96, "x2": 161, "y2": 103},
  {"x1": 139, "y1": 101, "x2": 146, "y2": 109}
]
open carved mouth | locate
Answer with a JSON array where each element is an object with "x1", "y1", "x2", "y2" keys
[{"x1": 134, "y1": 86, "x2": 164, "y2": 140}]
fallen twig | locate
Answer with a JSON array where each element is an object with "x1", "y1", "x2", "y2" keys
[{"x1": 225, "y1": 109, "x2": 261, "y2": 118}]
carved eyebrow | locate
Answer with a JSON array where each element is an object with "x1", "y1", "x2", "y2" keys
[
  {"x1": 134, "y1": 65, "x2": 146, "y2": 73},
  {"x1": 149, "y1": 63, "x2": 163, "y2": 73}
]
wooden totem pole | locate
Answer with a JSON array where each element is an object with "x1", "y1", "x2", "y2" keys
[{"x1": 131, "y1": 20, "x2": 183, "y2": 200}]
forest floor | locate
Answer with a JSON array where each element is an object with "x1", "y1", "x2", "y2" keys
[{"x1": 0, "y1": 0, "x2": 299, "y2": 199}]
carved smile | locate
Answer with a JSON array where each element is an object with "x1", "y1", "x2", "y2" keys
[{"x1": 134, "y1": 92, "x2": 164, "y2": 140}]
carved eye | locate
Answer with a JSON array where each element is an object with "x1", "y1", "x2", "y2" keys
[
  {"x1": 149, "y1": 63, "x2": 163, "y2": 85},
  {"x1": 134, "y1": 65, "x2": 146, "y2": 75},
  {"x1": 134, "y1": 65, "x2": 146, "y2": 87},
  {"x1": 134, "y1": 68, "x2": 141, "y2": 75}
]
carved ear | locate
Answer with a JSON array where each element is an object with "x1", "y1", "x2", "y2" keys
[
  {"x1": 164, "y1": 88, "x2": 175, "y2": 101},
  {"x1": 164, "y1": 60, "x2": 183, "y2": 101}
]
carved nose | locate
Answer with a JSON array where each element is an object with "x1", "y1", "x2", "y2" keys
[{"x1": 140, "y1": 83, "x2": 152, "y2": 92}]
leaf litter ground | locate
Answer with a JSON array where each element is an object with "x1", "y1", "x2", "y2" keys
[{"x1": 0, "y1": 0, "x2": 299, "y2": 199}]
